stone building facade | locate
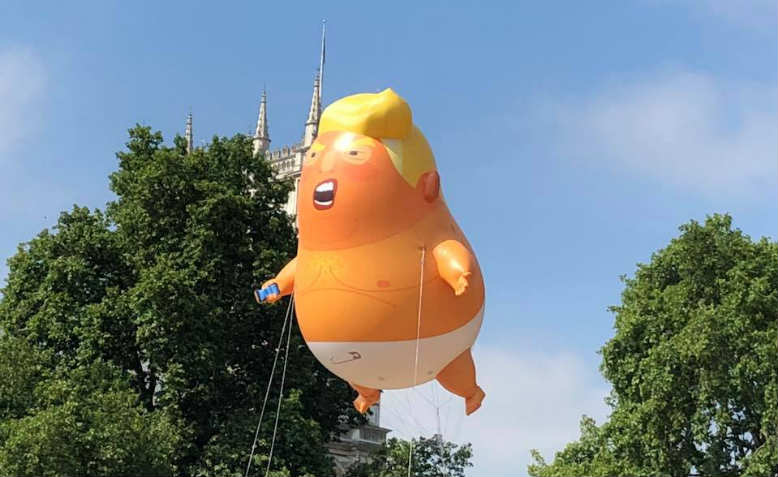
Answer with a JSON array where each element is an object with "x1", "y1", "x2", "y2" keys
[
  {"x1": 250, "y1": 71, "x2": 318, "y2": 218},
  {"x1": 326, "y1": 405, "x2": 392, "y2": 475}
]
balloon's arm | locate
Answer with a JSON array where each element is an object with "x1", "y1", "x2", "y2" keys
[
  {"x1": 432, "y1": 240, "x2": 473, "y2": 296},
  {"x1": 255, "y1": 257, "x2": 297, "y2": 304}
]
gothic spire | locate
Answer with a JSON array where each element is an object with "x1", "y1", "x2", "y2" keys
[
  {"x1": 303, "y1": 72, "x2": 321, "y2": 147},
  {"x1": 185, "y1": 111, "x2": 193, "y2": 155},
  {"x1": 319, "y1": 19, "x2": 326, "y2": 102},
  {"x1": 303, "y1": 22, "x2": 326, "y2": 148},
  {"x1": 306, "y1": 71, "x2": 321, "y2": 125},
  {"x1": 253, "y1": 89, "x2": 270, "y2": 155}
]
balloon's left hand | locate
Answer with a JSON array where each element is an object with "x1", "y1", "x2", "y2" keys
[{"x1": 432, "y1": 240, "x2": 474, "y2": 297}]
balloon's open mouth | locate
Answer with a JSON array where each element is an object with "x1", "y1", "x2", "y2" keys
[{"x1": 313, "y1": 179, "x2": 337, "y2": 210}]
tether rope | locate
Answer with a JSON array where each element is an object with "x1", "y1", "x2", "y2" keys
[
  {"x1": 264, "y1": 295, "x2": 295, "y2": 477},
  {"x1": 408, "y1": 246, "x2": 426, "y2": 477},
  {"x1": 245, "y1": 294, "x2": 294, "y2": 477}
]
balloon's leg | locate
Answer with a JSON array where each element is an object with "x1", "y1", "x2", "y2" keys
[
  {"x1": 435, "y1": 348, "x2": 485, "y2": 415},
  {"x1": 350, "y1": 382, "x2": 381, "y2": 414}
]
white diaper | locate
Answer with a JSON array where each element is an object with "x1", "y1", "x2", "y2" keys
[{"x1": 306, "y1": 305, "x2": 484, "y2": 389}]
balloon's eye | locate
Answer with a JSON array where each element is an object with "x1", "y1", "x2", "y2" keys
[
  {"x1": 342, "y1": 147, "x2": 370, "y2": 164},
  {"x1": 311, "y1": 152, "x2": 317, "y2": 157}
]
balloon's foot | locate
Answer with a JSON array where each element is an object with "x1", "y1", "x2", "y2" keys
[
  {"x1": 465, "y1": 386, "x2": 485, "y2": 416},
  {"x1": 353, "y1": 391, "x2": 380, "y2": 414}
]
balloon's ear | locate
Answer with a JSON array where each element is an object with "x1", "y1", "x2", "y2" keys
[{"x1": 419, "y1": 171, "x2": 440, "y2": 202}]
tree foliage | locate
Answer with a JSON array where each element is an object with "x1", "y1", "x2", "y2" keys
[
  {"x1": 346, "y1": 435, "x2": 473, "y2": 477},
  {"x1": 0, "y1": 350, "x2": 182, "y2": 477},
  {"x1": 0, "y1": 126, "x2": 360, "y2": 476},
  {"x1": 529, "y1": 215, "x2": 778, "y2": 477}
]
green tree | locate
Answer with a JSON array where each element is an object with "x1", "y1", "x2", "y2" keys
[
  {"x1": 0, "y1": 350, "x2": 182, "y2": 477},
  {"x1": 529, "y1": 214, "x2": 778, "y2": 477},
  {"x1": 346, "y1": 435, "x2": 473, "y2": 477},
  {"x1": 0, "y1": 126, "x2": 360, "y2": 475},
  {"x1": 527, "y1": 416, "x2": 637, "y2": 477}
]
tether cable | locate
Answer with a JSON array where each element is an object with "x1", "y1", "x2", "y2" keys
[
  {"x1": 245, "y1": 295, "x2": 294, "y2": 477},
  {"x1": 408, "y1": 246, "x2": 426, "y2": 477}
]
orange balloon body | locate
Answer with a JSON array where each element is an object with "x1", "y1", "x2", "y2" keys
[{"x1": 261, "y1": 90, "x2": 486, "y2": 414}]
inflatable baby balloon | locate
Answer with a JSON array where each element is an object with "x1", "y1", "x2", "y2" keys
[{"x1": 257, "y1": 89, "x2": 486, "y2": 415}]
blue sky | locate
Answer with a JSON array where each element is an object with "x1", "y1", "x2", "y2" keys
[{"x1": 1, "y1": 1, "x2": 776, "y2": 475}]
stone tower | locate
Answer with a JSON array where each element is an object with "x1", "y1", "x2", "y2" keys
[
  {"x1": 302, "y1": 71, "x2": 322, "y2": 148},
  {"x1": 252, "y1": 90, "x2": 270, "y2": 156},
  {"x1": 252, "y1": 22, "x2": 327, "y2": 217}
]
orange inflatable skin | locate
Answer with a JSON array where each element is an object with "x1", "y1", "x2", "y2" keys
[{"x1": 261, "y1": 91, "x2": 485, "y2": 415}]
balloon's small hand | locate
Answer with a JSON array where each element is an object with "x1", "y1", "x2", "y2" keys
[
  {"x1": 454, "y1": 272, "x2": 471, "y2": 296},
  {"x1": 433, "y1": 240, "x2": 474, "y2": 297},
  {"x1": 255, "y1": 282, "x2": 281, "y2": 304},
  {"x1": 255, "y1": 259, "x2": 296, "y2": 305}
]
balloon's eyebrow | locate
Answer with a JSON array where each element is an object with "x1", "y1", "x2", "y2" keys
[
  {"x1": 350, "y1": 137, "x2": 376, "y2": 148},
  {"x1": 335, "y1": 133, "x2": 376, "y2": 151}
]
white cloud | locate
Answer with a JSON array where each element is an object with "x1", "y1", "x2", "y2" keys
[
  {"x1": 690, "y1": 0, "x2": 777, "y2": 32},
  {"x1": 0, "y1": 46, "x2": 55, "y2": 217},
  {"x1": 537, "y1": 70, "x2": 777, "y2": 199},
  {"x1": 0, "y1": 47, "x2": 45, "y2": 158},
  {"x1": 0, "y1": 46, "x2": 48, "y2": 286},
  {"x1": 642, "y1": 0, "x2": 777, "y2": 32},
  {"x1": 380, "y1": 345, "x2": 610, "y2": 476}
]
